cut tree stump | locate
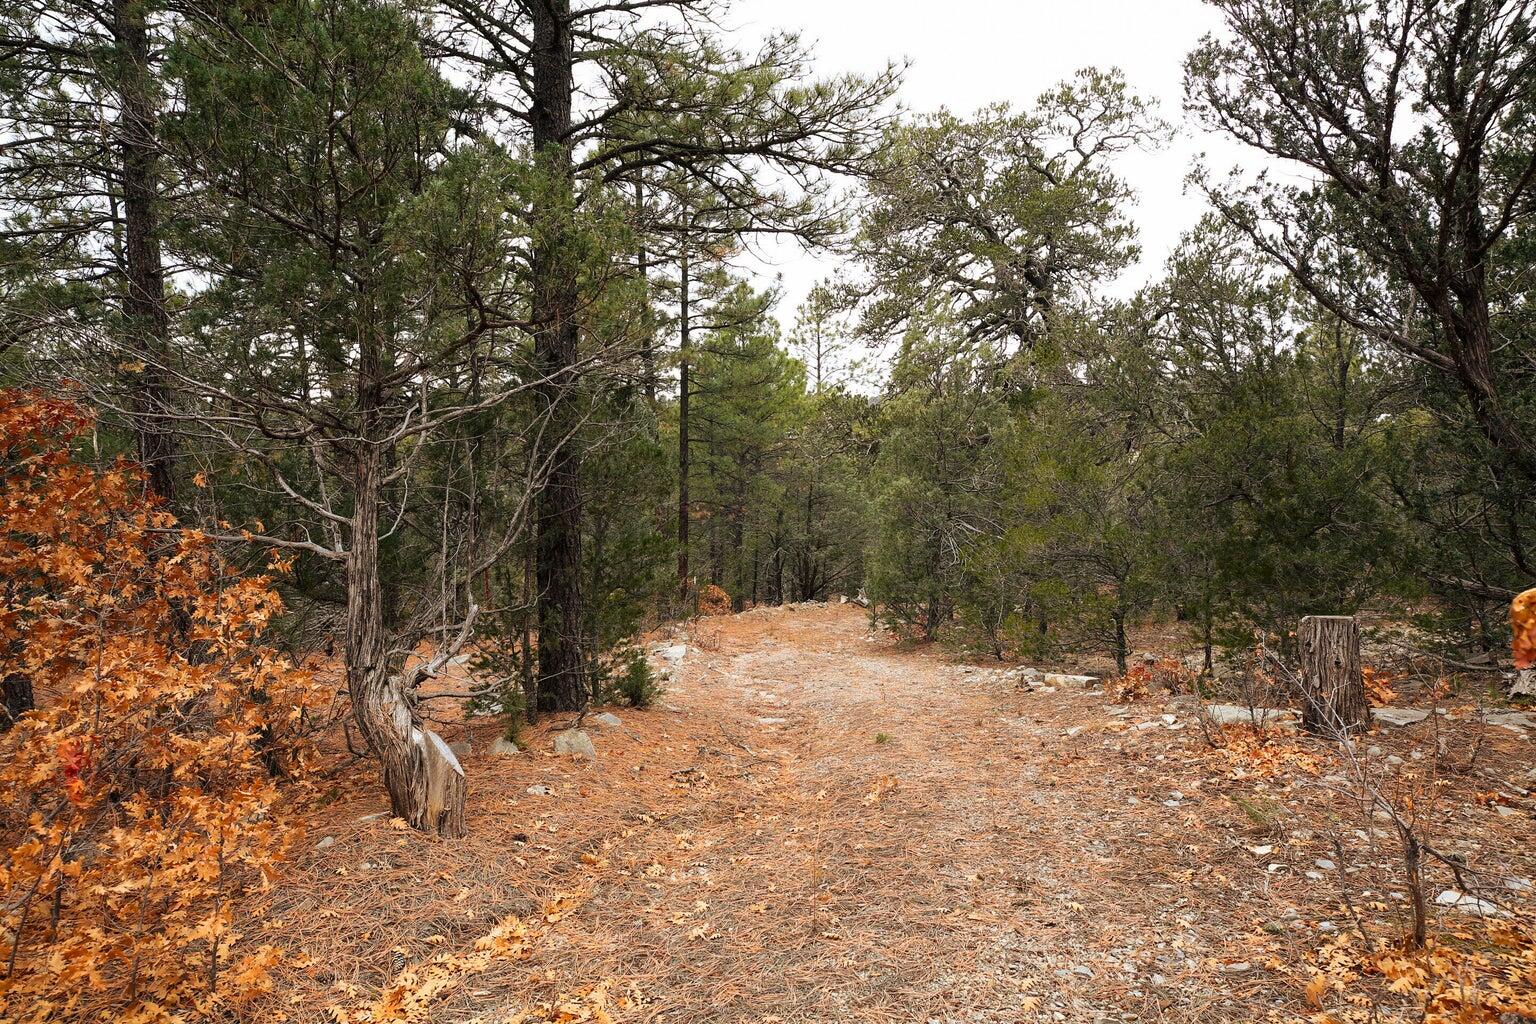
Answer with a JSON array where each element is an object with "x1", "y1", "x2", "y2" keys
[
  {"x1": 1299, "y1": 615, "x2": 1367, "y2": 735},
  {"x1": 414, "y1": 729, "x2": 467, "y2": 838}
]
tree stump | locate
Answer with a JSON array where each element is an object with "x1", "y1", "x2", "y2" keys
[
  {"x1": 415, "y1": 729, "x2": 467, "y2": 839},
  {"x1": 1299, "y1": 615, "x2": 1367, "y2": 735}
]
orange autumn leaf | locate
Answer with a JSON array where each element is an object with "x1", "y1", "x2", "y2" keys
[{"x1": 0, "y1": 390, "x2": 324, "y2": 1023}]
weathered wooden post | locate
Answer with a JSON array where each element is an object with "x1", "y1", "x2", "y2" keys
[{"x1": 1299, "y1": 615, "x2": 1367, "y2": 734}]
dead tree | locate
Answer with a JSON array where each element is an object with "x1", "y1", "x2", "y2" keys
[{"x1": 1299, "y1": 615, "x2": 1367, "y2": 734}]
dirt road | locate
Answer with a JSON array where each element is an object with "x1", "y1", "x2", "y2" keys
[{"x1": 278, "y1": 602, "x2": 1533, "y2": 1023}]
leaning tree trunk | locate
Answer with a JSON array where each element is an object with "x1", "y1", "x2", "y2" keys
[
  {"x1": 1299, "y1": 615, "x2": 1367, "y2": 735},
  {"x1": 344, "y1": 351, "x2": 465, "y2": 837},
  {"x1": 529, "y1": 0, "x2": 587, "y2": 713}
]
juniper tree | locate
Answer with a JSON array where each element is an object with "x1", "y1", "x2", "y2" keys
[{"x1": 158, "y1": 0, "x2": 585, "y2": 835}]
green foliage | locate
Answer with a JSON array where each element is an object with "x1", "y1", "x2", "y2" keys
[
  {"x1": 605, "y1": 648, "x2": 663, "y2": 710},
  {"x1": 865, "y1": 316, "x2": 1009, "y2": 643}
]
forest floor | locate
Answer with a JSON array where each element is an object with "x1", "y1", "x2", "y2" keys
[{"x1": 254, "y1": 603, "x2": 1536, "y2": 1024}]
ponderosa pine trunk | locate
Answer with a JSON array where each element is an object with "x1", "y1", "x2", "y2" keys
[
  {"x1": 676, "y1": 242, "x2": 692, "y2": 607},
  {"x1": 114, "y1": 0, "x2": 177, "y2": 502},
  {"x1": 530, "y1": 0, "x2": 587, "y2": 712},
  {"x1": 1299, "y1": 614, "x2": 1367, "y2": 735},
  {"x1": 345, "y1": 333, "x2": 465, "y2": 837}
]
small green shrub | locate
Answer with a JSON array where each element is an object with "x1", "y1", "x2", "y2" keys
[
  {"x1": 875, "y1": 732, "x2": 891, "y2": 745},
  {"x1": 607, "y1": 647, "x2": 663, "y2": 709}
]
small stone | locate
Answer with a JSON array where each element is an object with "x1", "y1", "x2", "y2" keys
[
  {"x1": 592, "y1": 711, "x2": 623, "y2": 728},
  {"x1": 1044, "y1": 673, "x2": 1101, "y2": 689},
  {"x1": 1223, "y1": 962, "x2": 1251, "y2": 973},
  {"x1": 1318, "y1": 921, "x2": 1338, "y2": 933},
  {"x1": 1247, "y1": 845, "x2": 1274, "y2": 856},
  {"x1": 1485, "y1": 712, "x2": 1536, "y2": 734},
  {"x1": 526, "y1": 784, "x2": 555, "y2": 796},
  {"x1": 449, "y1": 740, "x2": 473, "y2": 758},
  {"x1": 357, "y1": 811, "x2": 389, "y2": 822},
  {"x1": 1385, "y1": 755, "x2": 1404, "y2": 765},
  {"x1": 1496, "y1": 805, "x2": 1518, "y2": 817},
  {"x1": 1204, "y1": 705, "x2": 1296, "y2": 727},
  {"x1": 489, "y1": 737, "x2": 520, "y2": 755},
  {"x1": 1435, "y1": 889, "x2": 1507, "y2": 916},
  {"x1": 758, "y1": 716, "x2": 787, "y2": 725},
  {"x1": 1372, "y1": 707, "x2": 1430, "y2": 727},
  {"x1": 1071, "y1": 965, "x2": 1093, "y2": 978},
  {"x1": 1315, "y1": 858, "x2": 1336, "y2": 871},
  {"x1": 1168, "y1": 791, "x2": 1185, "y2": 801},
  {"x1": 554, "y1": 729, "x2": 596, "y2": 760},
  {"x1": 316, "y1": 836, "x2": 336, "y2": 850},
  {"x1": 1367, "y1": 745, "x2": 1383, "y2": 757},
  {"x1": 1305, "y1": 871, "x2": 1324, "y2": 881}
]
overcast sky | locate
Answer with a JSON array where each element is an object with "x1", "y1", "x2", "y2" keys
[{"x1": 724, "y1": 0, "x2": 1258, "y2": 325}]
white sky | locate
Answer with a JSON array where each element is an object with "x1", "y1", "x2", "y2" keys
[{"x1": 726, "y1": 0, "x2": 1258, "y2": 326}]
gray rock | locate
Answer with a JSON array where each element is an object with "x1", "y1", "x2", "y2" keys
[
  {"x1": 592, "y1": 711, "x2": 623, "y2": 728},
  {"x1": 316, "y1": 836, "x2": 336, "y2": 850},
  {"x1": 1484, "y1": 711, "x2": 1536, "y2": 734},
  {"x1": 1511, "y1": 669, "x2": 1536, "y2": 699},
  {"x1": 449, "y1": 739, "x2": 473, "y2": 758},
  {"x1": 357, "y1": 811, "x2": 390, "y2": 823},
  {"x1": 553, "y1": 728, "x2": 596, "y2": 760},
  {"x1": 1204, "y1": 704, "x2": 1296, "y2": 727},
  {"x1": 489, "y1": 737, "x2": 520, "y2": 756},
  {"x1": 1372, "y1": 707, "x2": 1430, "y2": 727},
  {"x1": 1435, "y1": 889, "x2": 1507, "y2": 916},
  {"x1": 1044, "y1": 672, "x2": 1100, "y2": 688},
  {"x1": 657, "y1": 643, "x2": 688, "y2": 664},
  {"x1": 526, "y1": 784, "x2": 554, "y2": 796}
]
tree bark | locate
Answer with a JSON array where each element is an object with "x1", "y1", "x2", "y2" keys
[
  {"x1": 636, "y1": 177, "x2": 656, "y2": 405},
  {"x1": 344, "y1": 328, "x2": 465, "y2": 837},
  {"x1": 1299, "y1": 615, "x2": 1367, "y2": 735},
  {"x1": 676, "y1": 241, "x2": 692, "y2": 607},
  {"x1": 530, "y1": 0, "x2": 587, "y2": 712},
  {"x1": 0, "y1": 673, "x2": 33, "y2": 731},
  {"x1": 114, "y1": 0, "x2": 177, "y2": 503}
]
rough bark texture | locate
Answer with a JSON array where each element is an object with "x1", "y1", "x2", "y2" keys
[
  {"x1": 530, "y1": 0, "x2": 587, "y2": 712},
  {"x1": 344, "y1": 336, "x2": 466, "y2": 836},
  {"x1": 1299, "y1": 615, "x2": 1367, "y2": 735},
  {"x1": 677, "y1": 243, "x2": 691, "y2": 606},
  {"x1": 114, "y1": 0, "x2": 177, "y2": 502},
  {"x1": 0, "y1": 673, "x2": 33, "y2": 731}
]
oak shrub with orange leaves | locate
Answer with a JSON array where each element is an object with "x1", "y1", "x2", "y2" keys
[{"x1": 0, "y1": 391, "x2": 323, "y2": 1022}]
